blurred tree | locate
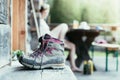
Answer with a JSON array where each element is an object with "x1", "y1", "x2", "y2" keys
[
  {"x1": 49, "y1": 0, "x2": 80, "y2": 23},
  {"x1": 48, "y1": 0, "x2": 120, "y2": 24}
]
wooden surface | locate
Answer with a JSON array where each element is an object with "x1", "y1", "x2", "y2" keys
[
  {"x1": 92, "y1": 42, "x2": 120, "y2": 50},
  {"x1": 12, "y1": 0, "x2": 26, "y2": 51},
  {"x1": 66, "y1": 29, "x2": 99, "y2": 67},
  {"x1": 91, "y1": 42, "x2": 119, "y2": 71},
  {"x1": 0, "y1": 61, "x2": 77, "y2": 80}
]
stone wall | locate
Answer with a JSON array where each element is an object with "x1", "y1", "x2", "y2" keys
[
  {"x1": 0, "y1": 0, "x2": 10, "y2": 68},
  {"x1": 0, "y1": 0, "x2": 8, "y2": 24},
  {"x1": 0, "y1": 25, "x2": 11, "y2": 67}
]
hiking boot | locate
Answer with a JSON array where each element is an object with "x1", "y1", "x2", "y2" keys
[{"x1": 18, "y1": 34, "x2": 65, "y2": 69}]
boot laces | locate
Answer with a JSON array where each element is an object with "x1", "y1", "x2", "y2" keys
[{"x1": 29, "y1": 37, "x2": 48, "y2": 57}]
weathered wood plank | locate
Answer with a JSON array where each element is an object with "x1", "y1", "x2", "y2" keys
[
  {"x1": 0, "y1": 61, "x2": 77, "y2": 80},
  {"x1": 41, "y1": 66, "x2": 77, "y2": 80},
  {"x1": 19, "y1": 0, "x2": 26, "y2": 51},
  {"x1": 12, "y1": 0, "x2": 20, "y2": 50},
  {"x1": 92, "y1": 42, "x2": 120, "y2": 49},
  {"x1": 12, "y1": 0, "x2": 26, "y2": 51},
  {"x1": 0, "y1": 61, "x2": 42, "y2": 80}
]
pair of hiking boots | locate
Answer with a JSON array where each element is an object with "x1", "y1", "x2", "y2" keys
[{"x1": 18, "y1": 34, "x2": 65, "y2": 69}]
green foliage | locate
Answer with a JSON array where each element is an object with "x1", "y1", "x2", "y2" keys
[
  {"x1": 12, "y1": 50, "x2": 24, "y2": 59},
  {"x1": 48, "y1": 0, "x2": 120, "y2": 24},
  {"x1": 49, "y1": 0, "x2": 81, "y2": 23}
]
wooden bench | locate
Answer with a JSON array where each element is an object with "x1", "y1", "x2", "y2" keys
[
  {"x1": 91, "y1": 42, "x2": 119, "y2": 71},
  {"x1": 0, "y1": 61, "x2": 77, "y2": 80}
]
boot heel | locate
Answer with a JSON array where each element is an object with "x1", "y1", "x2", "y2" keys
[
  {"x1": 41, "y1": 64, "x2": 65, "y2": 69},
  {"x1": 51, "y1": 64, "x2": 65, "y2": 69}
]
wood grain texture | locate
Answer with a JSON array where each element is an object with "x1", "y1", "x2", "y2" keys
[
  {"x1": 0, "y1": 61, "x2": 77, "y2": 80},
  {"x1": 12, "y1": 0, "x2": 19, "y2": 50},
  {"x1": 12, "y1": 0, "x2": 26, "y2": 51},
  {"x1": 19, "y1": 0, "x2": 26, "y2": 51}
]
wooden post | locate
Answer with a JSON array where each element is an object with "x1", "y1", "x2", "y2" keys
[
  {"x1": 12, "y1": 0, "x2": 26, "y2": 51},
  {"x1": 19, "y1": 0, "x2": 26, "y2": 51}
]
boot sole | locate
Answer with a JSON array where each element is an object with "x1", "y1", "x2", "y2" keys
[
  {"x1": 21, "y1": 61, "x2": 65, "y2": 70},
  {"x1": 41, "y1": 63, "x2": 65, "y2": 69}
]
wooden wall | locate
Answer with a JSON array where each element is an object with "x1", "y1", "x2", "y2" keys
[{"x1": 12, "y1": 0, "x2": 26, "y2": 51}]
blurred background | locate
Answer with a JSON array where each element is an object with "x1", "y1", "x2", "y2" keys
[{"x1": 48, "y1": 0, "x2": 120, "y2": 24}]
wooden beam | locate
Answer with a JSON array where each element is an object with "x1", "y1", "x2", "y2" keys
[
  {"x1": 19, "y1": 0, "x2": 26, "y2": 51},
  {"x1": 12, "y1": 0, "x2": 19, "y2": 51},
  {"x1": 12, "y1": 0, "x2": 26, "y2": 51},
  {"x1": 0, "y1": 61, "x2": 77, "y2": 80}
]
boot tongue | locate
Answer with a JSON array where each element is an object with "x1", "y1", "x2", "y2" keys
[
  {"x1": 38, "y1": 34, "x2": 51, "y2": 42},
  {"x1": 44, "y1": 34, "x2": 51, "y2": 39},
  {"x1": 39, "y1": 37, "x2": 42, "y2": 42}
]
